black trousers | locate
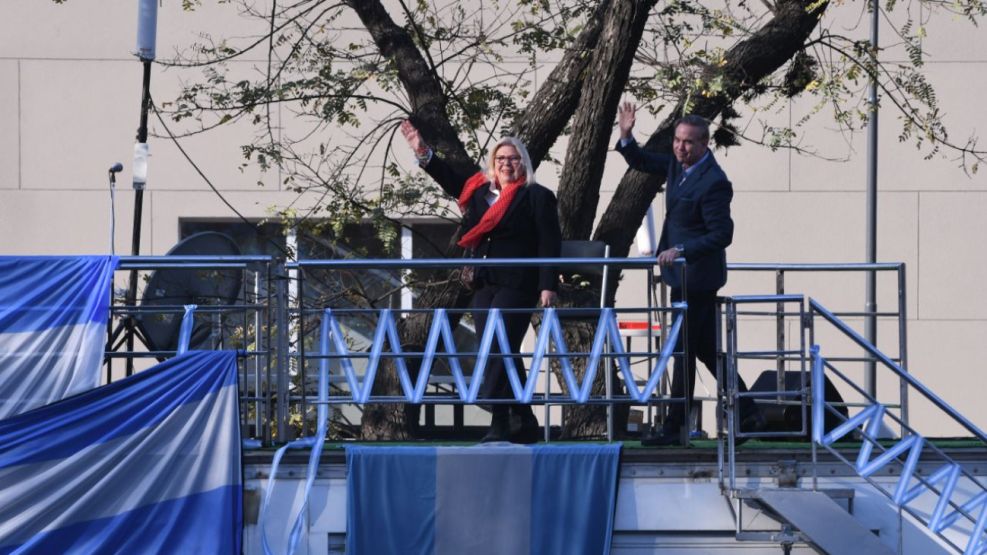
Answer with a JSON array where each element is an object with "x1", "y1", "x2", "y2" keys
[
  {"x1": 667, "y1": 288, "x2": 754, "y2": 427},
  {"x1": 472, "y1": 282, "x2": 537, "y2": 420}
]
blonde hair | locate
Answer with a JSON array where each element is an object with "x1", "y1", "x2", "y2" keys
[{"x1": 486, "y1": 137, "x2": 536, "y2": 185}]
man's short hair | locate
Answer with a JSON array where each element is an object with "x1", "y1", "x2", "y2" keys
[{"x1": 674, "y1": 114, "x2": 710, "y2": 142}]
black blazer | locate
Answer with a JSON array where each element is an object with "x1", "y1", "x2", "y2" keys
[
  {"x1": 427, "y1": 155, "x2": 562, "y2": 293},
  {"x1": 616, "y1": 139, "x2": 733, "y2": 291}
]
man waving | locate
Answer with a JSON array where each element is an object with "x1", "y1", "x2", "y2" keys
[{"x1": 616, "y1": 102, "x2": 761, "y2": 446}]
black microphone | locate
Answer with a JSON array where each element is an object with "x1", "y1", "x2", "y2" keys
[{"x1": 109, "y1": 162, "x2": 124, "y2": 173}]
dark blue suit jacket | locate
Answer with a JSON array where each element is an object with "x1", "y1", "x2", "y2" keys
[{"x1": 616, "y1": 139, "x2": 733, "y2": 291}]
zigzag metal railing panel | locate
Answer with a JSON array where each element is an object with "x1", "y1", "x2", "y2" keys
[
  {"x1": 289, "y1": 256, "x2": 665, "y2": 436},
  {"x1": 810, "y1": 300, "x2": 987, "y2": 554},
  {"x1": 317, "y1": 305, "x2": 685, "y2": 405},
  {"x1": 261, "y1": 305, "x2": 683, "y2": 555}
]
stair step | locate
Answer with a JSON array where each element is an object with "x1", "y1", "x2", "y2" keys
[{"x1": 751, "y1": 489, "x2": 893, "y2": 555}]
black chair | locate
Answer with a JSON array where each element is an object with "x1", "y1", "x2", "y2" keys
[{"x1": 557, "y1": 240, "x2": 610, "y2": 320}]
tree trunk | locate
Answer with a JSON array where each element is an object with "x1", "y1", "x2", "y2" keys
[
  {"x1": 511, "y1": 1, "x2": 610, "y2": 164},
  {"x1": 550, "y1": 0, "x2": 656, "y2": 438},
  {"x1": 351, "y1": 0, "x2": 830, "y2": 439},
  {"x1": 556, "y1": 0, "x2": 656, "y2": 241},
  {"x1": 594, "y1": 0, "x2": 830, "y2": 288},
  {"x1": 345, "y1": 0, "x2": 475, "y2": 189},
  {"x1": 350, "y1": 0, "x2": 616, "y2": 439},
  {"x1": 360, "y1": 281, "x2": 473, "y2": 440}
]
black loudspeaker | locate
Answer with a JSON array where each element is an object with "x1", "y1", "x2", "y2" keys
[{"x1": 749, "y1": 370, "x2": 849, "y2": 439}]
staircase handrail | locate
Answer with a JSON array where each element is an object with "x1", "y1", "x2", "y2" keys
[
  {"x1": 810, "y1": 298, "x2": 987, "y2": 442},
  {"x1": 810, "y1": 299, "x2": 987, "y2": 553}
]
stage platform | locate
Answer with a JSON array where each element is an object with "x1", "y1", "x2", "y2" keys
[{"x1": 242, "y1": 440, "x2": 987, "y2": 554}]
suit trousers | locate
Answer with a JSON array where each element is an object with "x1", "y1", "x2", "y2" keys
[
  {"x1": 472, "y1": 282, "x2": 538, "y2": 420},
  {"x1": 667, "y1": 288, "x2": 754, "y2": 428}
]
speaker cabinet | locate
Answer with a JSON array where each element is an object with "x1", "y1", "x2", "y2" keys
[{"x1": 749, "y1": 370, "x2": 849, "y2": 439}]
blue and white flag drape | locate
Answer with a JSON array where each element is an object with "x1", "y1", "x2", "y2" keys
[
  {"x1": 0, "y1": 350, "x2": 242, "y2": 554},
  {"x1": 346, "y1": 443, "x2": 621, "y2": 555},
  {"x1": 0, "y1": 256, "x2": 117, "y2": 419}
]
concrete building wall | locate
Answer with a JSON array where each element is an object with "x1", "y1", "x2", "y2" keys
[{"x1": 2, "y1": 1, "x2": 986, "y2": 434}]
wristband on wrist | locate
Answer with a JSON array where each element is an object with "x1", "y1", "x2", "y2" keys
[{"x1": 415, "y1": 147, "x2": 433, "y2": 167}]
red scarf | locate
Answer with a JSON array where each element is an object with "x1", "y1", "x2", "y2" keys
[{"x1": 456, "y1": 171, "x2": 526, "y2": 249}]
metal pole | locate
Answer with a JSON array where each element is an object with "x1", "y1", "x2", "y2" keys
[
  {"x1": 679, "y1": 260, "x2": 689, "y2": 446},
  {"x1": 647, "y1": 267, "x2": 656, "y2": 432},
  {"x1": 726, "y1": 301, "x2": 738, "y2": 491},
  {"x1": 544, "y1": 346, "x2": 552, "y2": 443},
  {"x1": 264, "y1": 262, "x2": 274, "y2": 445},
  {"x1": 275, "y1": 263, "x2": 290, "y2": 442},
  {"x1": 776, "y1": 270, "x2": 786, "y2": 394},
  {"x1": 603, "y1": 246, "x2": 613, "y2": 442},
  {"x1": 124, "y1": 60, "x2": 153, "y2": 376},
  {"x1": 864, "y1": 0, "x2": 880, "y2": 397},
  {"x1": 897, "y1": 264, "x2": 909, "y2": 430},
  {"x1": 715, "y1": 298, "x2": 726, "y2": 489}
]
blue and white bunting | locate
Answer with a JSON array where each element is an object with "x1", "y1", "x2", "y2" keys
[
  {"x1": 0, "y1": 256, "x2": 117, "y2": 418},
  {"x1": 0, "y1": 350, "x2": 242, "y2": 554},
  {"x1": 346, "y1": 443, "x2": 621, "y2": 555}
]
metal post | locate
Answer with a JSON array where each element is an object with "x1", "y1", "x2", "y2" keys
[
  {"x1": 105, "y1": 284, "x2": 114, "y2": 384},
  {"x1": 264, "y1": 262, "x2": 274, "y2": 445},
  {"x1": 658, "y1": 279, "x2": 669, "y2": 430},
  {"x1": 897, "y1": 264, "x2": 909, "y2": 430},
  {"x1": 807, "y1": 305, "x2": 820, "y2": 490},
  {"x1": 647, "y1": 266, "x2": 656, "y2": 431},
  {"x1": 776, "y1": 269, "x2": 786, "y2": 395},
  {"x1": 123, "y1": 60, "x2": 153, "y2": 376},
  {"x1": 810, "y1": 345, "x2": 819, "y2": 492},
  {"x1": 250, "y1": 266, "x2": 261, "y2": 441},
  {"x1": 798, "y1": 299, "x2": 809, "y2": 437},
  {"x1": 544, "y1": 346, "x2": 552, "y2": 443},
  {"x1": 864, "y1": 0, "x2": 880, "y2": 397},
  {"x1": 298, "y1": 267, "x2": 307, "y2": 437},
  {"x1": 275, "y1": 263, "x2": 290, "y2": 442},
  {"x1": 679, "y1": 259, "x2": 689, "y2": 445},
  {"x1": 715, "y1": 297, "x2": 726, "y2": 489},
  {"x1": 602, "y1": 246, "x2": 613, "y2": 442},
  {"x1": 726, "y1": 301, "x2": 738, "y2": 491}
]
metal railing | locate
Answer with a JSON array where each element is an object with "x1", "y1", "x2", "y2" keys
[
  {"x1": 100, "y1": 257, "x2": 917, "y2": 447},
  {"x1": 105, "y1": 255, "x2": 274, "y2": 442},
  {"x1": 718, "y1": 263, "x2": 913, "y2": 548},
  {"x1": 719, "y1": 294, "x2": 808, "y2": 491},
  {"x1": 726, "y1": 262, "x2": 908, "y2": 403},
  {"x1": 717, "y1": 263, "x2": 907, "y2": 483},
  {"x1": 287, "y1": 256, "x2": 679, "y2": 442},
  {"x1": 809, "y1": 300, "x2": 987, "y2": 554}
]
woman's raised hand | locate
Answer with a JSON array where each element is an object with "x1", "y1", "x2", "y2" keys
[{"x1": 400, "y1": 120, "x2": 429, "y2": 158}]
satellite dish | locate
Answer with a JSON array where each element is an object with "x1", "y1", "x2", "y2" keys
[{"x1": 138, "y1": 231, "x2": 243, "y2": 359}]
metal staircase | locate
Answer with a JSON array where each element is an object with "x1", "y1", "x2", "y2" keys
[
  {"x1": 749, "y1": 488, "x2": 894, "y2": 554},
  {"x1": 719, "y1": 293, "x2": 987, "y2": 554}
]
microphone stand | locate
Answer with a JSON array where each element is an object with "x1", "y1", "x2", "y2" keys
[
  {"x1": 105, "y1": 164, "x2": 122, "y2": 384},
  {"x1": 108, "y1": 164, "x2": 123, "y2": 256}
]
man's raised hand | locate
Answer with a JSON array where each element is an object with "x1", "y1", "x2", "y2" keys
[{"x1": 617, "y1": 101, "x2": 637, "y2": 140}]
